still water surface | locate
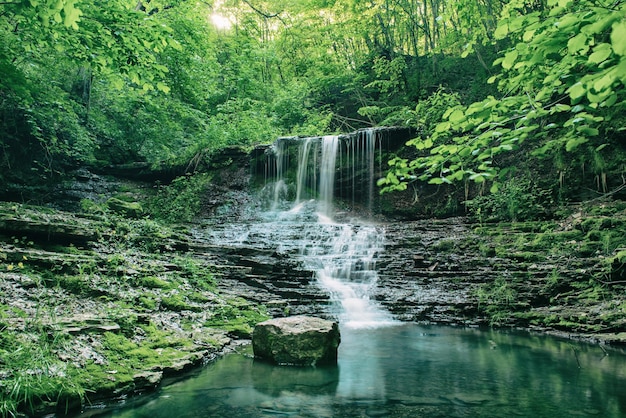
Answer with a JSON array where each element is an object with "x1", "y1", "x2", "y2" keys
[{"x1": 92, "y1": 323, "x2": 626, "y2": 418}]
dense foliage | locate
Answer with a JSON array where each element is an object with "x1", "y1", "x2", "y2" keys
[
  {"x1": 380, "y1": 0, "x2": 626, "y2": 210},
  {"x1": 2, "y1": 1, "x2": 626, "y2": 415},
  {"x1": 1, "y1": 0, "x2": 624, "y2": 208}
]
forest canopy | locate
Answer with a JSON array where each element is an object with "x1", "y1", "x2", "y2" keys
[{"x1": 1, "y1": 0, "x2": 625, "y2": 208}]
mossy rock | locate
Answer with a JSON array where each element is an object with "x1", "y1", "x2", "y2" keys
[
  {"x1": 106, "y1": 198, "x2": 143, "y2": 218},
  {"x1": 252, "y1": 316, "x2": 340, "y2": 366}
]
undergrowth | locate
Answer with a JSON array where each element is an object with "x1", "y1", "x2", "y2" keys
[{"x1": 0, "y1": 201, "x2": 265, "y2": 416}]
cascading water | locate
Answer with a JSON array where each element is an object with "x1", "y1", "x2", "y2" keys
[
  {"x1": 203, "y1": 129, "x2": 399, "y2": 329},
  {"x1": 318, "y1": 135, "x2": 339, "y2": 219},
  {"x1": 299, "y1": 222, "x2": 396, "y2": 329},
  {"x1": 364, "y1": 129, "x2": 376, "y2": 215},
  {"x1": 295, "y1": 137, "x2": 315, "y2": 204},
  {"x1": 270, "y1": 140, "x2": 287, "y2": 210},
  {"x1": 258, "y1": 130, "x2": 397, "y2": 329}
]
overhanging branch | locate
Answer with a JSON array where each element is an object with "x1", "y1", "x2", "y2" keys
[{"x1": 241, "y1": 0, "x2": 281, "y2": 19}]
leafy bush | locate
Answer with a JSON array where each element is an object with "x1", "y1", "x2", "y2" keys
[
  {"x1": 412, "y1": 88, "x2": 463, "y2": 136},
  {"x1": 466, "y1": 178, "x2": 553, "y2": 222},
  {"x1": 146, "y1": 173, "x2": 212, "y2": 223}
]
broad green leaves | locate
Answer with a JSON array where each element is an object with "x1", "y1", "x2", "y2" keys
[
  {"x1": 611, "y1": 21, "x2": 626, "y2": 56},
  {"x1": 501, "y1": 50, "x2": 519, "y2": 69},
  {"x1": 1, "y1": 0, "x2": 179, "y2": 94},
  {"x1": 381, "y1": 0, "x2": 626, "y2": 194},
  {"x1": 24, "y1": 0, "x2": 83, "y2": 28}
]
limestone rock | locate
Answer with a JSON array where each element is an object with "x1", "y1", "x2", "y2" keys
[{"x1": 252, "y1": 316, "x2": 340, "y2": 366}]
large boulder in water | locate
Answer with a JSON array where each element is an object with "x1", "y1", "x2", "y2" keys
[{"x1": 252, "y1": 316, "x2": 341, "y2": 366}]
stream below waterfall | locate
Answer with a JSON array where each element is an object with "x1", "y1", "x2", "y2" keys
[
  {"x1": 85, "y1": 201, "x2": 626, "y2": 418},
  {"x1": 82, "y1": 131, "x2": 626, "y2": 417},
  {"x1": 89, "y1": 323, "x2": 626, "y2": 417}
]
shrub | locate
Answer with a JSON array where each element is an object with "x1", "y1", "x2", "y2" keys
[
  {"x1": 146, "y1": 173, "x2": 212, "y2": 223},
  {"x1": 467, "y1": 178, "x2": 553, "y2": 222}
]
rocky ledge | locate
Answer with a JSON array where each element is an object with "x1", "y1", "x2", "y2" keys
[
  {"x1": 1, "y1": 196, "x2": 626, "y2": 416},
  {"x1": 0, "y1": 202, "x2": 266, "y2": 417}
]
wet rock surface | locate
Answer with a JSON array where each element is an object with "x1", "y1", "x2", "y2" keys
[
  {"x1": 2, "y1": 165, "x2": 626, "y2": 415},
  {"x1": 376, "y1": 218, "x2": 485, "y2": 324},
  {"x1": 252, "y1": 316, "x2": 340, "y2": 366},
  {"x1": 193, "y1": 200, "x2": 626, "y2": 344}
]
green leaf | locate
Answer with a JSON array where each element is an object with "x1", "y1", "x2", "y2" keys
[
  {"x1": 469, "y1": 173, "x2": 485, "y2": 183},
  {"x1": 577, "y1": 125, "x2": 599, "y2": 136},
  {"x1": 582, "y1": 12, "x2": 621, "y2": 36},
  {"x1": 568, "y1": 32, "x2": 589, "y2": 55},
  {"x1": 601, "y1": 93, "x2": 618, "y2": 107},
  {"x1": 558, "y1": 14, "x2": 582, "y2": 31},
  {"x1": 63, "y1": 3, "x2": 83, "y2": 28},
  {"x1": 611, "y1": 21, "x2": 626, "y2": 56},
  {"x1": 448, "y1": 109, "x2": 466, "y2": 124},
  {"x1": 168, "y1": 38, "x2": 183, "y2": 51},
  {"x1": 523, "y1": 29, "x2": 535, "y2": 43},
  {"x1": 156, "y1": 82, "x2": 170, "y2": 93},
  {"x1": 549, "y1": 0, "x2": 572, "y2": 6},
  {"x1": 554, "y1": 104, "x2": 571, "y2": 112},
  {"x1": 567, "y1": 82, "x2": 586, "y2": 101},
  {"x1": 588, "y1": 44, "x2": 613, "y2": 65},
  {"x1": 501, "y1": 50, "x2": 519, "y2": 70},
  {"x1": 565, "y1": 136, "x2": 589, "y2": 151},
  {"x1": 587, "y1": 88, "x2": 611, "y2": 104},
  {"x1": 593, "y1": 68, "x2": 616, "y2": 92},
  {"x1": 442, "y1": 106, "x2": 456, "y2": 119},
  {"x1": 435, "y1": 121, "x2": 451, "y2": 133},
  {"x1": 448, "y1": 171, "x2": 465, "y2": 181},
  {"x1": 494, "y1": 23, "x2": 509, "y2": 40}
]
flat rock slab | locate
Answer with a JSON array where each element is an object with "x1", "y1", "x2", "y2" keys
[{"x1": 252, "y1": 316, "x2": 340, "y2": 366}]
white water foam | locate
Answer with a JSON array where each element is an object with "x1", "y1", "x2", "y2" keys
[{"x1": 235, "y1": 132, "x2": 399, "y2": 329}]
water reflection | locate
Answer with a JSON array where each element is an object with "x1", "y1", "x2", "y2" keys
[{"x1": 89, "y1": 324, "x2": 626, "y2": 418}]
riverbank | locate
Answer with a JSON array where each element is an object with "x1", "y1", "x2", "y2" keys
[
  {"x1": 375, "y1": 203, "x2": 626, "y2": 345},
  {"x1": 0, "y1": 201, "x2": 269, "y2": 417},
  {"x1": 1, "y1": 188, "x2": 626, "y2": 416}
]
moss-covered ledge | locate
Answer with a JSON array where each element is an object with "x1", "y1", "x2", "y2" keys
[
  {"x1": 442, "y1": 202, "x2": 626, "y2": 339},
  {"x1": 0, "y1": 202, "x2": 269, "y2": 417}
]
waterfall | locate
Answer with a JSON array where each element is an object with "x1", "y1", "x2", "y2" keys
[
  {"x1": 300, "y1": 223, "x2": 396, "y2": 329},
  {"x1": 271, "y1": 140, "x2": 287, "y2": 210},
  {"x1": 295, "y1": 137, "x2": 315, "y2": 204},
  {"x1": 365, "y1": 129, "x2": 376, "y2": 215},
  {"x1": 246, "y1": 128, "x2": 403, "y2": 329},
  {"x1": 266, "y1": 128, "x2": 385, "y2": 215},
  {"x1": 318, "y1": 135, "x2": 338, "y2": 219},
  {"x1": 343, "y1": 128, "x2": 377, "y2": 215}
]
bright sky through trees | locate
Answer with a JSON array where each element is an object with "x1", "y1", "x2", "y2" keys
[
  {"x1": 211, "y1": 12, "x2": 232, "y2": 29},
  {"x1": 211, "y1": 0, "x2": 233, "y2": 30}
]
